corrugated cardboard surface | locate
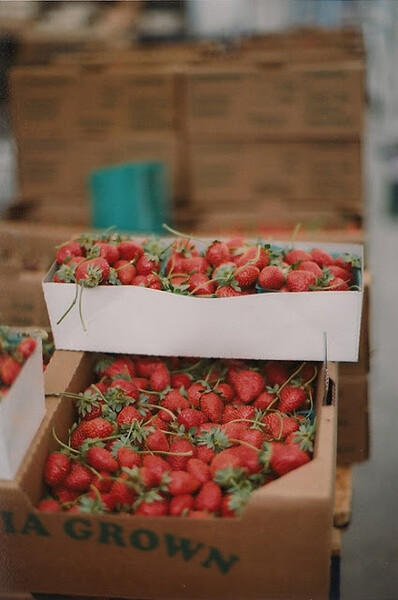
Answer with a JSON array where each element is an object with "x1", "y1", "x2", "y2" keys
[
  {"x1": 0, "y1": 353, "x2": 337, "y2": 599},
  {"x1": 337, "y1": 374, "x2": 369, "y2": 464},
  {"x1": 0, "y1": 271, "x2": 49, "y2": 327}
]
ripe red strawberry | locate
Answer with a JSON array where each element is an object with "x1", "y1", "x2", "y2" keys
[
  {"x1": 233, "y1": 369, "x2": 265, "y2": 404},
  {"x1": 226, "y1": 236, "x2": 245, "y2": 250},
  {"x1": 297, "y1": 261, "x2": 323, "y2": 278},
  {"x1": 270, "y1": 442, "x2": 310, "y2": 475},
  {"x1": 75, "y1": 257, "x2": 110, "y2": 286},
  {"x1": 215, "y1": 382, "x2": 234, "y2": 403},
  {"x1": 16, "y1": 337, "x2": 37, "y2": 359},
  {"x1": 169, "y1": 494, "x2": 194, "y2": 516},
  {"x1": 334, "y1": 255, "x2": 355, "y2": 271},
  {"x1": 231, "y1": 446, "x2": 261, "y2": 474},
  {"x1": 81, "y1": 418, "x2": 115, "y2": 440},
  {"x1": 44, "y1": 452, "x2": 71, "y2": 487},
  {"x1": 91, "y1": 470, "x2": 114, "y2": 493},
  {"x1": 206, "y1": 241, "x2": 231, "y2": 267},
  {"x1": 146, "y1": 273, "x2": 162, "y2": 290},
  {"x1": 196, "y1": 445, "x2": 215, "y2": 464},
  {"x1": 150, "y1": 363, "x2": 171, "y2": 392},
  {"x1": 136, "y1": 357, "x2": 161, "y2": 377},
  {"x1": 117, "y1": 240, "x2": 144, "y2": 262},
  {"x1": 171, "y1": 373, "x2": 192, "y2": 389},
  {"x1": 258, "y1": 265, "x2": 285, "y2": 290},
  {"x1": 168, "y1": 439, "x2": 196, "y2": 470},
  {"x1": 222, "y1": 404, "x2": 255, "y2": 424},
  {"x1": 116, "y1": 447, "x2": 141, "y2": 469},
  {"x1": 262, "y1": 413, "x2": 299, "y2": 440},
  {"x1": 140, "y1": 466, "x2": 159, "y2": 489},
  {"x1": 284, "y1": 249, "x2": 312, "y2": 265},
  {"x1": 1, "y1": 357, "x2": 22, "y2": 385},
  {"x1": 214, "y1": 286, "x2": 244, "y2": 297},
  {"x1": 113, "y1": 260, "x2": 136, "y2": 285},
  {"x1": 135, "y1": 498, "x2": 168, "y2": 516},
  {"x1": 93, "y1": 241, "x2": 120, "y2": 266},
  {"x1": 279, "y1": 386, "x2": 307, "y2": 413},
  {"x1": 234, "y1": 245, "x2": 269, "y2": 270},
  {"x1": 194, "y1": 481, "x2": 222, "y2": 512},
  {"x1": 328, "y1": 277, "x2": 349, "y2": 291},
  {"x1": 200, "y1": 392, "x2": 224, "y2": 423},
  {"x1": 52, "y1": 487, "x2": 80, "y2": 504},
  {"x1": 111, "y1": 474, "x2": 136, "y2": 506},
  {"x1": 235, "y1": 265, "x2": 260, "y2": 289},
  {"x1": 286, "y1": 270, "x2": 316, "y2": 292},
  {"x1": 221, "y1": 421, "x2": 247, "y2": 439},
  {"x1": 142, "y1": 455, "x2": 171, "y2": 484},
  {"x1": 188, "y1": 273, "x2": 216, "y2": 295},
  {"x1": 178, "y1": 408, "x2": 207, "y2": 429},
  {"x1": 56, "y1": 241, "x2": 83, "y2": 264},
  {"x1": 187, "y1": 382, "x2": 208, "y2": 408},
  {"x1": 37, "y1": 499, "x2": 62, "y2": 512},
  {"x1": 238, "y1": 428, "x2": 266, "y2": 448},
  {"x1": 116, "y1": 406, "x2": 142, "y2": 426},
  {"x1": 132, "y1": 275, "x2": 147, "y2": 286},
  {"x1": 166, "y1": 252, "x2": 186, "y2": 274},
  {"x1": 136, "y1": 255, "x2": 160, "y2": 276},
  {"x1": 98, "y1": 356, "x2": 136, "y2": 379},
  {"x1": 264, "y1": 362, "x2": 289, "y2": 386},
  {"x1": 310, "y1": 248, "x2": 334, "y2": 267},
  {"x1": 70, "y1": 423, "x2": 87, "y2": 449},
  {"x1": 109, "y1": 378, "x2": 139, "y2": 399},
  {"x1": 85, "y1": 447, "x2": 118, "y2": 472},
  {"x1": 328, "y1": 265, "x2": 353, "y2": 284},
  {"x1": 210, "y1": 448, "x2": 242, "y2": 477},
  {"x1": 183, "y1": 256, "x2": 209, "y2": 274},
  {"x1": 97, "y1": 492, "x2": 120, "y2": 512},
  {"x1": 161, "y1": 389, "x2": 190, "y2": 421},
  {"x1": 187, "y1": 458, "x2": 211, "y2": 484},
  {"x1": 168, "y1": 471, "x2": 200, "y2": 495},
  {"x1": 253, "y1": 390, "x2": 278, "y2": 410},
  {"x1": 64, "y1": 462, "x2": 93, "y2": 492},
  {"x1": 132, "y1": 377, "x2": 149, "y2": 389},
  {"x1": 146, "y1": 429, "x2": 169, "y2": 452},
  {"x1": 221, "y1": 494, "x2": 238, "y2": 518}
]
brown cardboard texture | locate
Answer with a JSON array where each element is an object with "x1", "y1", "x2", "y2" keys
[
  {"x1": 0, "y1": 271, "x2": 49, "y2": 327},
  {"x1": 0, "y1": 353, "x2": 337, "y2": 600},
  {"x1": 337, "y1": 374, "x2": 369, "y2": 464}
]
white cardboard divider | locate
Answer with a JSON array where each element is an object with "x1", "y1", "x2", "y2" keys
[
  {"x1": 0, "y1": 339, "x2": 45, "y2": 480},
  {"x1": 43, "y1": 240, "x2": 364, "y2": 362}
]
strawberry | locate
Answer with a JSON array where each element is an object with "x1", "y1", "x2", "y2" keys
[
  {"x1": 136, "y1": 255, "x2": 160, "y2": 276},
  {"x1": 97, "y1": 356, "x2": 136, "y2": 379},
  {"x1": 221, "y1": 494, "x2": 238, "y2": 518},
  {"x1": 234, "y1": 265, "x2": 260, "y2": 289},
  {"x1": 116, "y1": 447, "x2": 141, "y2": 469},
  {"x1": 81, "y1": 418, "x2": 115, "y2": 440},
  {"x1": 226, "y1": 236, "x2": 245, "y2": 250},
  {"x1": 15, "y1": 337, "x2": 37, "y2": 359},
  {"x1": 168, "y1": 440, "x2": 196, "y2": 470},
  {"x1": 262, "y1": 413, "x2": 299, "y2": 440},
  {"x1": 140, "y1": 466, "x2": 159, "y2": 489},
  {"x1": 108, "y1": 378, "x2": 139, "y2": 399},
  {"x1": 258, "y1": 265, "x2": 284, "y2": 290},
  {"x1": 210, "y1": 448, "x2": 242, "y2": 477},
  {"x1": 334, "y1": 255, "x2": 356, "y2": 271},
  {"x1": 233, "y1": 370, "x2": 265, "y2": 404},
  {"x1": 85, "y1": 447, "x2": 118, "y2": 472},
  {"x1": 146, "y1": 273, "x2": 162, "y2": 290},
  {"x1": 117, "y1": 240, "x2": 143, "y2": 261},
  {"x1": 264, "y1": 362, "x2": 289, "y2": 386},
  {"x1": 279, "y1": 386, "x2": 307, "y2": 413},
  {"x1": 56, "y1": 241, "x2": 83, "y2": 264},
  {"x1": 222, "y1": 404, "x2": 254, "y2": 423},
  {"x1": 194, "y1": 481, "x2": 222, "y2": 513},
  {"x1": 187, "y1": 382, "x2": 208, "y2": 408},
  {"x1": 297, "y1": 261, "x2": 323, "y2": 278},
  {"x1": 183, "y1": 256, "x2": 209, "y2": 274},
  {"x1": 214, "y1": 286, "x2": 244, "y2": 297},
  {"x1": 116, "y1": 406, "x2": 142, "y2": 426},
  {"x1": 253, "y1": 390, "x2": 278, "y2": 410},
  {"x1": 284, "y1": 249, "x2": 312, "y2": 265},
  {"x1": 91, "y1": 470, "x2": 114, "y2": 493},
  {"x1": 169, "y1": 494, "x2": 194, "y2": 516},
  {"x1": 132, "y1": 275, "x2": 148, "y2": 286},
  {"x1": 75, "y1": 257, "x2": 110, "y2": 287},
  {"x1": 93, "y1": 241, "x2": 120, "y2": 266},
  {"x1": 132, "y1": 377, "x2": 149, "y2": 389},
  {"x1": 215, "y1": 382, "x2": 234, "y2": 404},
  {"x1": 234, "y1": 245, "x2": 269, "y2": 270},
  {"x1": 168, "y1": 471, "x2": 200, "y2": 496},
  {"x1": 188, "y1": 273, "x2": 216, "y2": 296},
  {"x1": 37, "y1": 499, "x2": 62, "y2": 512},
  {"x1": 135, "y1": 498, "x2": 168, "y2": 516},
  {"x1": 270, "y1": 442, "x2": 310, "y2": 476},
  {"x1": 136, "y1": 357, "x2": 161, "y2": 377},
  {"x1": 70, "y1": 423, "x2": 87, "y2": 449},
  {"x1": 328, "y1": 265, "x2": 353, "y2": 284},
  {"x1": 166, "y1": 252, "x2": 186, "y2": 274},
  {"x1": 206, "y1": 241, "x2": 231, "y2": 267},
  {"x1": 310, "y1": 248, "x2": 334, "y2": 267},
  {"x1": 146, "y1": 429, "x2": 169, "y2": 452},
  {"x1": 221, "y1": 421, "x2": 247, "y2": 439},
  {"x1": 64, "y1": 462, "x2": 93, "y2": 492},
  {"x1": 97, "y1": 492, "x2": 120, "y2": 512},
  {"x1": 196, "y1": 445, "x2": 215, "y2": 465},
  {"x1": 187, "y1": 458, "x2": 211, "y2": 484},
  {"x1": 328, "y1": 277, "x2": 349, "y2": 291},
  {"x1": 231, "y1": 446, "x2": 261, "y2": 474},
  {"x1": 52, "y1": 487, "x2": 80, "y2": 504},
  {"x1": 44, "y1": 452, "x2": 71, "y2": 488},
  {"x1": 111, "y1": 474, "x2": 136, "y2": 506},
  {"x1": 238, "y1": 429, "x2": 266, "y2": 449},
  {"x1": 171, "y1": 237, "x2": 199, "y2": 257},
  {"x1": 178, "y1": 408, "x2": 207, "y2": 429},
  {"x1": 113, "y1": 260, "x2": 136, "y2": 285},
  {"x1": 171, "y1": 373, "x2": 192, "y2": 389},
  {"x1": 286, "y1": 270, "x2": 316, "y2": 292},
  {"x1": 1, "y1": 357, "x2": 22, "y2": 385},
  {"x1": 200, "y1": 392, "x2": 224, "y2": 423},
  {"x1": 161, "y1": 390, "x2": 189, "y2": 420},
  {"x1": 150, "y1": 363, "x2": 171, "y2": 391},
  {"x1": 142, "y1": 455, "x2": 171, "y2": 484}
]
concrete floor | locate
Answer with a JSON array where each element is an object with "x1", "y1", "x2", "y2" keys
[{"x1": 341, "y1": 122, "x2": 398, "y2": 599}]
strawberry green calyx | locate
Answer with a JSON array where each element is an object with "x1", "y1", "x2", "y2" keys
[
  {"x1": 196, "y1": 427, "x2": 232, "y2": 452},
  {"x1": 108, "y1": 267, "x2": 122, "y2": 286},
  {"x1": 76, "y1": 494, "x2": 107, "y2": 514},
  {"x1": 53, "y1": 263, "x2": 77, "y2": 283},
  {"x1": 289, "y1": 419, "x2": 316, "y2": 453}
]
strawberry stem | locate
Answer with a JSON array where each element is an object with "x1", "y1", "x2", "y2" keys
[
  {"x1": 78, "y1": 285, "x2": 87, "y2": 332},
  {"x1": 56, "y1": 280, "x2": 79, "y2": 325},
  {"x1": 277, "y1": 362, "x2": 306, "y2": 395},
  {"x1": 52, "y1": 427, "x2": 80, "y2": 455}
]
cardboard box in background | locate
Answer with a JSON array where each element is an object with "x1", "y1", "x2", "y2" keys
[
  {"x1": 340, "y1": 271, "x2": 371, "y2": 377},
  {"x1": 26, "y1": 201, "x2": 91, "y2": 228},
  {"x1": 0, "y1": 270, "x2": 49, "y2": 328},
  {"x1": 337, "y1": 374, "x2": 369, "y2": 464},
  {"x1": 10, "y1": 66, "x2": 77, "y2": 138},
  {"x1": 0, "y1": 353, "x2": 337, "y2": 600}
]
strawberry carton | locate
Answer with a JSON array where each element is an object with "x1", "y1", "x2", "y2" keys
[
  {"x1": 0, "y1": 333, "x2": 45, "y2": 480},
  {"x1": 0, "y1": 350, "x2": 337, "y2": 600},
  {"x1": 42, "y1": 231, "x2": 364, "y2": 362}
]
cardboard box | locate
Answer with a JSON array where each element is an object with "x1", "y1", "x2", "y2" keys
[
  {"x1": 10, "y1": 66, "x2": 77, "y2": 138},
  {"x1": 337, "y1": 374, "x2": 369, "y2": 464},
  {"x1": 27, "y1": 202, "x2": 91, "y2": 228},
  {"x1": 0, "y1": 271, "x2": 49, "y2": 328},
  {"x1": 0, "y1": 352, "x2": 337, "y2": 599},
  {"x1": 0, "y1": 340, "x2": 45, "y2": 480},
  {"x1": 43, "y1": 239, "x2": 363, "y2": 361}
]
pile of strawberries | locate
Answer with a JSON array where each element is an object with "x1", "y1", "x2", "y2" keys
[
  {"x1": 0, "y1": 327, "x2": 37, "y2": 398},
  {"x1": 52, "y1": 230, "x2": 361, "y2": 296},
  {"x1": 39, "y1": 353, "x2": 317, "y2": 517}
]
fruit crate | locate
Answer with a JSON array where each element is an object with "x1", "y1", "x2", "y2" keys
[{"x1": 0, "y1": 351, "x2": 337, "y2": 600}]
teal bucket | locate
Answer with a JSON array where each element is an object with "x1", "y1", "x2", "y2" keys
[{"x1": 89, "y1": 161, "x2": 171, "y2": 234}]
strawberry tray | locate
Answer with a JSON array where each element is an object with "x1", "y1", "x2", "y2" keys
[
  {"x1": 0, "y1": 338, "x2": 45, "y2": 479},
  {"x1": 42, "y1": 239, "x2": 364, "y2": 361}
]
